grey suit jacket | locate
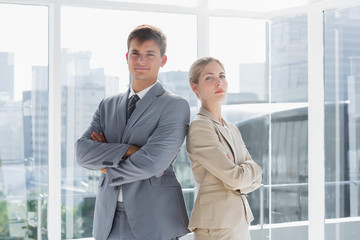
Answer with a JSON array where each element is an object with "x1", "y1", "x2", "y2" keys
[{"x1": 75, "y1": 82, "x2": 190, "y2": 240}]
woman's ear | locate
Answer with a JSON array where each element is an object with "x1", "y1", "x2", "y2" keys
[{"x1": 191, "y1": 83, "x2": 199, "y2": 95}]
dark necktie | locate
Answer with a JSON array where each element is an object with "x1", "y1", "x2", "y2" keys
[{"x1": 127, "y1": 94, "x2": 140, "y2": 121}]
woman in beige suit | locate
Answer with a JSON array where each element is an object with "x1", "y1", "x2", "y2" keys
[{"x1": 186, "y1": 57, "x2": 263, "y2": 240}]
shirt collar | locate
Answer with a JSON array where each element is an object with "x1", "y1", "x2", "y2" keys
[{"x1": 128, "y1": 81, "x2": 158, "y2": 100}]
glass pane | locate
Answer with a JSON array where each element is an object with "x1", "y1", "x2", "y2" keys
[
  {"x1": 0, "y1": 3, "x2": 48, "y2": 239},
  {"x1": 210, "y1": 17, "x2": 268, "y2": 231},
  {"x1": 237, "y1": 111, "x2": 269, "y2": 185},
  {"x1": 271, "y1": 106, "x2": 308, "y2": 184},
  {"x1": 270, "y1": 14, "x2": 308, "y2": 230},
  {"x1": 209, "y1": 0, "x2": 308, "y2": 12},
  {"x1": 271, "y1": 15, "x2": 308, "y2": 103},
  {"x1": 324, "y1": 5, "x2": 360, "y2": 239},
  {"x1": 237, "y1": 112, "x2": 269, "y2": 226},
  {"x1": 250, "y1": 187, "x2": 269, "y2": 239},
  {"x1": 210, "y1": 17, "x2": 268, "y2": 103},
  {"x1": 209, "y1": 12, "x2": 308, "y2": 239},
  {"x1": 271, "y1": 185, "x2": 308, "y2": 223},
  {"x1": 61, "y1": 6, "x2": 197, "y2": 238}
]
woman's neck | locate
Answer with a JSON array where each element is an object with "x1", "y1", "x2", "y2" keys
[{"x1": 202, "y1": 102, "x2": 223, "y2": 125}]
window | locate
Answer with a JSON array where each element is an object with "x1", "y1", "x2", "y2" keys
[
  {"x1": 1, "y1": 1, "x2": 359, "y2": 239},
  {"x1": 0, "y1": 4, "x2": 48, "y2": 239},
  {"x1": 210, "y1": 14, "x2": 309, "y2": 239},
  {"x1": 324, "y1": 6, "x2": 360, "y2": 238},
  {"x1": 61, "y1": 6, "x2": 196, "y2": 238}
]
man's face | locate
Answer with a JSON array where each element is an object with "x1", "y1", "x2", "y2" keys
[{"x1": 126, "y1": 39, "x2": 167, "y2": 84}]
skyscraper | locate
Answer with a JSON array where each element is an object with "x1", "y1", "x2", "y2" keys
[{"x1": 0, "y1": 52, "x2": 14, "y2": 101}]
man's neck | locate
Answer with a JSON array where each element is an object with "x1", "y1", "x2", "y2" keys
[{"x1": 131, "y1": 79, "x2": 157, "y2": 93}]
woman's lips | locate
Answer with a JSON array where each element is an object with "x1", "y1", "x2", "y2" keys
[{"x1": 215, "y1": 89, "x2": 225, "y2": 93}]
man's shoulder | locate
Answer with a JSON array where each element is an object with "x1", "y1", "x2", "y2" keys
[
  {"x1": 159, "y1": 90, "x2": 189, "y2": 112},
  {"x1": 101, "y1": 92, "x2": 127, "y2": 105},
  {"x1": 161, "y1": 89, "x2": 187, "y2": 102}
]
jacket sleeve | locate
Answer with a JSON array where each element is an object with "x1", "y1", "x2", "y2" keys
[
  {"x1": 240, "y1": 174, "x2": 262, "y2": 194},
  {"x1": 235, "y1": 125, "x2": 263, "y2": 194},
  {"x1": 107, "y1": 98, "x2": 190, "y2": 186},
  {"x1": 186, "y1": 119, "x2": 262, "y2": 191},
  {"x1": 75, "y1": 99, "x2": 131, "y2": 170}
]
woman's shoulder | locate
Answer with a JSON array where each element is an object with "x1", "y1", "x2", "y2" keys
[
  {"x1": 189, "y1": 114, "x2": 216, "y2": 133},
  {"x1": 191, "y1": 114, "x2": 214, "y2": 126}
]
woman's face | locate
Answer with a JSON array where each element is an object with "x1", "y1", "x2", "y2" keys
[{"x1": 191, "y1": 61, "x2": 228, "y2": 104}]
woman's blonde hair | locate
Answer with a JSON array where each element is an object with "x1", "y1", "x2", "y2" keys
[{"x1": 188, "y1": 57, "x2": 225, "y2": 85}]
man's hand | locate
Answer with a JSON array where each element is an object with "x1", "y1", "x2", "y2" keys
[
  {"x1": 90, "y1": 132, "x2": 140, "y2": 174},
  {"x1": 122, "y1": 145, "x2": 140, "y2": 159},
  {"x1": 91, "y1": 132, "x2": 108, "y2": 174},
  {"x1": 91, "y1": 132, "x2": 107, "y2": 143}
]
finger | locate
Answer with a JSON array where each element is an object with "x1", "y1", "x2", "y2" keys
[
  {"x1": 92, "y1": 132, "x2": 103, "y2": 142},
  {"x1": 91, "y1": 132, "x2": 97, "y2": 141},
  {"x1": 99, "y1": 132, "x2": 107, "y2": 142}
]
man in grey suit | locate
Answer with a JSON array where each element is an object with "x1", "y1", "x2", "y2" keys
[{"x1": 75, "y1": 24, "x2": 190, "y2": 240}]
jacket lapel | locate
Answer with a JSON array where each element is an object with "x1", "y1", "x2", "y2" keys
[
  {"x1": 122, "y1": 82, "x2": 165, "y2": 141},
  {"x1": 222, "y1": 119, "x2": 239, "y2": 163},
  {"x1": 198, "y1": 107, "x2": 237, "y2": 161},
  {"x1": 116, "y1": 90, "x2": 130, "y2": 134}
]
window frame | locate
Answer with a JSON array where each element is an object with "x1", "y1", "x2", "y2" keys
[{"x1": 1, "y1": 0, "x2": 360, "y2": 239}]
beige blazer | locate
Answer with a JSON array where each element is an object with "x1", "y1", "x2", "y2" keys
[{"x1": 186, "y1": 107, "x2": 262, "y2": 231}]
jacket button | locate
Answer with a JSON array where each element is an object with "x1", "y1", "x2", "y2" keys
[
  {"x1": 114, "y1": 186, "x2": 119, "y2": 191},
  {"x1": 112, "y1": 176, "x2": 124, "y2": 182}
]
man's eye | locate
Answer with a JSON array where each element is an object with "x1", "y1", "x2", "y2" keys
[
  {"x1": 205, "y1": 77, "x2": 212, "y2": 80},
  {"x1": 220, "y1": 75, "x2": 226, "y2": 79}
]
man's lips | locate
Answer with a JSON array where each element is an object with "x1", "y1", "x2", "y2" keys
[{"x1": 135, "y1": 67, "x2": 149, "y2": 70}]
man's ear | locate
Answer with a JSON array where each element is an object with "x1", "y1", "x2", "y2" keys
[
  {"x1": 126, "y1": 52, "x2": 129, "y2": 62},
  {"x1": 160, "y1": 55, "x2": 167, "y2": 67}
]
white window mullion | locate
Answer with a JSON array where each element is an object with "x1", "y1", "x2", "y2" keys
[
  {"x1": 48, "y1": 3, "x2": 62, "y2": 240},
  {"x1": 307, "y1": 7, "x2": 325, "y2": 240},
  {"x1": 197, "y1": 0, "x2": 210, "y2": 58}
]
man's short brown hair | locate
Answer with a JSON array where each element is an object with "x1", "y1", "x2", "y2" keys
[{"x1": 127, "y1": 24, "x2": 167, "y2": 56}]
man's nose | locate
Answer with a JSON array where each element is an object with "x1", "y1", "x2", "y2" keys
[{"x1": 137, "y1": 55, "x2": 146, "y2": 63}]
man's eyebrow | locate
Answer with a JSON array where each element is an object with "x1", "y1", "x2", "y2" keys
[{"x1": 130, "y1": 50, "x2": 157, "y2": 54}]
